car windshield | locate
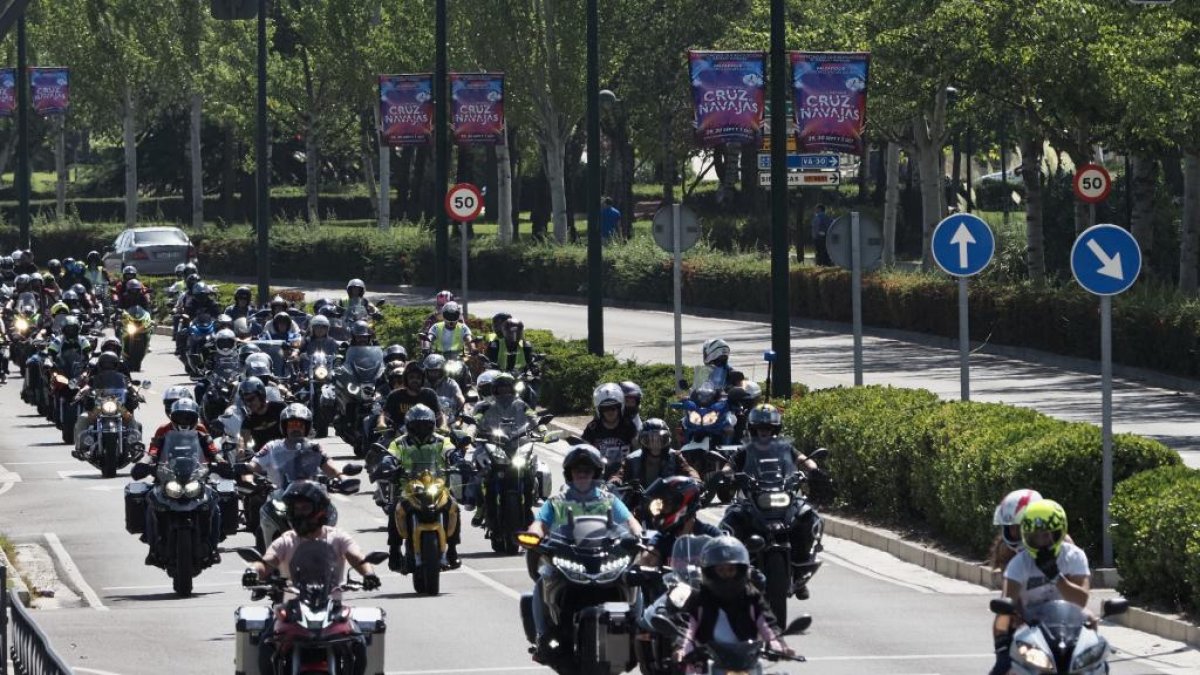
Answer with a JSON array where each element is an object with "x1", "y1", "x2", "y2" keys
[{"x1": 133, "y1": 229, "x2": 188, "y2": 245}]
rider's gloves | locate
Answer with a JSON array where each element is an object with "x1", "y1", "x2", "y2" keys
[
  {"x1": 362, "y1": 573, "x2": 381, "y2": 591},
  {"x1": 242, "y1": 567, "x2": 260, "y2": 588}
]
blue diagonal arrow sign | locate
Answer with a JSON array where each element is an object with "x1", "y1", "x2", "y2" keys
[{"x1": 1071, "y1": 224, "x2": 1142, "y2": 296}]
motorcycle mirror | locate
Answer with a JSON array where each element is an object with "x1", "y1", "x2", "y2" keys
[
  {"x1": 459, "y1": 414, "x2": 477, "y2": 426},
  {"x1": 141, "y1": 379, "x2": 152, "y2": 389},
  {"x1": 1101, "y1": 598, "x2": 1129, "y2": 617},
  {"x1": 809, "y1": 447, "x2": 830, "y2": 462},
  {"x1": 236, "y1": 547, "x2": 264, "y2": 564},
  {"x1": 648, "y1": 613, "x2": 684, "y2": 638},
  {"x1": 565, "y1": 435, "x2": 586, "y2": 446},
  {"x1": 363, "y1": 551, "x2": 389, "y2": 565},
  {"x1": 783, "y1": 615, "x2": 813, "y2": 635},
  {"x1": 130, "y1": 463, "x2": 152, "y2": 480},
  {"x1": 542, "y1": 430, "x2": 563, "y2": 443},
  {"x1": 989, "y1": 598, "x2": 1016, "y2": 616},
  {"x1": 466, "y1": 391, "x2": 479, "y2": 404},
  {"x1": 745, "y1": 534, "x2": 766, "y2": 554},
  {"x1": 376, "y1": 299, "x2": 387, "y2": 306},
  {"x1": 335, "y1": 478, "x2": 362, "y2": 494},
  {"x1": 341, "y1": 463, "x2": 363, "y2": 476},
  {"x1": 537, "y1": 413, "x2": 555, "y2": 427}
]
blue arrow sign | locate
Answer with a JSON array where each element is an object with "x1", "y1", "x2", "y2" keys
[
  {"x1": 757, "y1": 153, "x2": 840, "y2": 171},
  {"x1": 1071, "y1": 224, "x2": 1142, "y2": 296},
  {"x1": 931, "y1": 214, "x2": 995, "y2": 277}
]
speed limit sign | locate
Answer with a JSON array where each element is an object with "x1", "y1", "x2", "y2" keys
[
  {"x1": 445, "y1": 183, "x2": 484, "y2": 222},
  {"x1": 1073, "y1": 164, "x2": 1112, "y2": 204}
]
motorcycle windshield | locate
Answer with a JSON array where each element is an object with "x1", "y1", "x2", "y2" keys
[
  {"x1": 288, "y1": 539, "x2": 339, "y2": 606},
  {"x1": 251, "y1": 340, "x2": 289, "y2": 376},
  {"x1": 669, "y1": 535, "x2": 716, "y2": 587},
  {"x1": 91, "y1": 371, "x2": 128, "y2": 404},
  {"x1": 1026, "y1": 600, "x2": 1085, "y2": 645},
  {"x1": 342, "y1": 346, "x2": 384, "y2": 384},
  {"x1": 707, "y1": 640, "x2": 761, "y2": 669},
  {"x1": 161, "y1": 431, "x2": 205, "y2": 483},
  {"x1": 57, "y1": 350, "x2": 86, "y2": 377},
  {"x1": 554, "y1": 515, "x2": 624, "y2": 552},
  {"x1": 17, "y1": 291, "x2": 38, "y2": 309},
  {"x1": 211, "y1": 354, "x2": 241, "y2": 380},
  {"x1": 277, "y1": 448, "x2": 326, "y2": 488},
  {"x1": 745, "y1": 446, "x2": 796, "y2": 488}
]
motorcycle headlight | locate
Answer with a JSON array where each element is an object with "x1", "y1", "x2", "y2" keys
[
  {"x1": 594, "y1": 554, "x2": 633, "y2": 583},
  {"x1": 687, "y1": 411, "x2": 702, "y2": 426},
  {"x1": 647, "y1": 498, "x2": 665, "y2": 517},
  {"x1": 553, "y1": 557, "x2": 591, "y2": 583},
  {"x1": 272, "y1": 498, "x2": 287, "y2": 515},
  {"x1": 1071, "y1": 641, "x2": 1108, "y2": 672},
  {"x1": 347, "y1": 383, "x2": 360, "y2": 395},
  {"x1": 184, "y1": 480, "x2": 203, "y2": 498},
  {"x1": 510, "y1": 454, "x2": 528, "y2": 469},
  {"x1": 314, "y1": 366, "x2": 328, "y2": 380},
  {"x1": 164, "y1": 481, "x2": 184, "y2": 499},
  {"x1": 100, "y1": 400, "x2": 119, "y2": 415},
  {"x1": 757, "y1": 492, "x2": 792, "y2": 509},
  {"x1": 425, "y1": 483, "x2": 441, "y2": 497},
  {"x1": 701, "y1": 411, "x2": 720, "y2": 426},
  {"x1": 15, "y1": 318, "x2": 28, "y2": 331},
  {"x1": 125, "y1": 323, "x2": 138, "y2": 335},
  {"x1": 1015, "y1": 641, "x2": 1055, "y2": 672}
]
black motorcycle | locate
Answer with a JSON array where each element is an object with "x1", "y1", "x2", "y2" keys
[
  {"x1": 471, "y1": 414, "x2": 554, "y2": 554},
  {"x1": 76, "y1": 371, "x2": 146, "y2": 477},
  {"x1": 323, "y1": 345, "x2": 384, "y2": 458},
  {"x1": 197, "y1": 354, "x2": 241, "y2": 428}
]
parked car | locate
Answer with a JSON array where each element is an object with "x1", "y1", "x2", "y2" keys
[{"x1": 102, "y1": 227, "x2": 197, "y2": 275}]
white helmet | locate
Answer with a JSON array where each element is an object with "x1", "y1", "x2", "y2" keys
[
  {"x1": 993, "y1": 488, "x2": 1043, "y2": 550},
  {"x1": 592, "y1": 382, "x2": 624, "y2": 415},
  {"x1": 702, "y1": 338, "x2": 730, "y2": 365}
]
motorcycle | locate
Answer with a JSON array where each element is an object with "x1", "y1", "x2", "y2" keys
[
  {"x1": 119, "y1": 305, "x2": 155, "y2": 371},
  {"x1": 76, "y1": 371, "x2": 147, "y2": 477},
  {"x1": 178, "y1": 313, "x2": 215, "y2": 376},
  {"x1": 672, "y1": 394, "x2": 737, "y2": 504},
  {"x1": 371, "y1": 457, "x2": 458, "y2": 596},
  {"x1": 125, "y1": 431, "x2": 239, "y2": 596},
  {"x1": 322, "y1": 345, "x2": 384, "y2": 458},
  {"x1": 257, "y1": 470, "x2": 363, "y2": 553},
  {"x1": 990, "y1": 597, "x2": 1129, "y2": 674},
  {"x1": 197, "y1": 354, "x2": 241, "y2": 429},
  {"x1": 297, "y1": 351, "x2": 334, "y2": 437},
  {"x1": 49, "y1": 350, "x2": 87, "y2": 443},
  {"x1": 634, "y1": 534, "x2": 714, "y2": 675},
  {"x1": 471, "y1": 414, "x2": 555, "y2": 554},
  {"x1": 517, "y1": 512, "x2": 644, "y2": 675},
  {"x1": 9, "y1": 296, "x2": 40, "y2": 379},
  {"x1": 234, "y1": 542, "x2": 388, "y2": 675}
]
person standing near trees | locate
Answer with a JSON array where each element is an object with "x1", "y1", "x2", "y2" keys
[
  {"x1": 811, "y1": 204, "x2": 833, "y2": 266},
  {"x1": 601, "y1": 198, "x2": 622, "y2": 242}
]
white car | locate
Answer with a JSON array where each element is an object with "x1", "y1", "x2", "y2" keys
[{"x1": 102, "y1": 227, "x2": 197, "y2": 275}]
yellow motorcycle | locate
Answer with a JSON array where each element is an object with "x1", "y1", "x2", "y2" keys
[{"x1": 380, "y1": 463, "x2": 459, "y2": 596}]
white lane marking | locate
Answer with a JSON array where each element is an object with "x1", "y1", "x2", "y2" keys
[
  {"x1": 44, "y1": 532, "x2": 108, "y2": 611},
  {"x1": 75, "y1": 668, "x2": 130, "y2": 675},
  {"x1": 0, "y1": 461, "x2": 20, "y2": 496},
  {"x1": 102, "y1": 581, "x2": 238, "y2": 591},
  {"x1": 802, "y1": 653, "x2": 991, "y2": 661},
  {"x1": 388, "y1": 667, "x2": 548, "y2": 674},
  {"x1": 3, "y1": 460, "x2": 74, "y2": 465},
  {"x1": 458, "y1": 562, "x2": 521, "y2": 599}
]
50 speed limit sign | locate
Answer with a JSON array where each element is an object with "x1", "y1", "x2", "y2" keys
[
  {"x1": 445, "y1": 183, "x2": 483, "y2": 222},
  {"x1": 1073, "y1": 163, "x2": 1112, "y2": 204}
]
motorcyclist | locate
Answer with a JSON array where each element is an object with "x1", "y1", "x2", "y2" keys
[
  {"x1": 526, "y1": 444, "x2": 643, "y2": 664},
  {"x1": 608, "y1": 418, "x2": 699, "y2": 494},
  {"x1": 472, "y1": 372, "x2": 537, "y2": 432},
  {"x1": 167, "y1": 263, "x2": 187, "y2": 298},
  {"x1": 41, "y1": 273, "x2": 61, "y2": 306},
  {"x1": 171, "y1": 273, "x2": 202, "y2": 317},
  {"x1": 61, "y1": 260, "x2": 87, "y2": 291},
  {"x1": 184, "y1": 282, "x2": 222, "y2": 322},
  {"x1": 365, "y1": 366, "x2": 411, "y2": 450},
  {"x1": 338, "y1": 320, "x2": 376, "y2": 355},
  {"x1": 697, "y1": 338, "x2": 736, "y2": 393},
  {"x1": 989, "y1": 499, "x2": 1090, "y2": 675},
  {"x1": 302, "y1": 315, "x2": 341, "y2": 358},
  {"x1": 619, "y1": 380, "x2": 644, "y2": 434},
  {"x1": 422, "y1": 353, "x2": 465, "y2": 420},
  {"x1": 637, "y1": 476, "x2": 720, "y2": 568},
  {"x1": 28, "y1": 274, "x2": 48, "y2": 311},
  {"x1": 117, "y1": 279, "x2": 151, "y2": 311},
  {"x1": 381, "y1": 362, "x2": 441, "y2": 430},
  {"x1": 382, "y1": 344, "x2": 408, "y2": 373},
  {"x1": 113, "y1": 265, "x2": 147, "y2": 304},
  {"x1": 0, "y1": 255, "x2": 15, "y2": 283},
  {"x1": 343, "y1": 278, "x2": 381, "y2": 319},
  {"x1": 425, "y1": 301, "x2": 471, "y2": 358},
  {"x1": 247, "y1": 403, "x2": 346, "y2": 492},
  {"x1": 194, "y1": 329, "x2": 241, "y2": 404},
  {"x1": 47, "y1": 315, "x2": 93, "y2": 365},
  {"x1": 46, "y1": 258, "x2": 65, "y2": 286},
  {"x1": 71, "y1": 350, "x2": 143, "y2": 453},
  {"x1": 422, "y1": 289, "x2": 455, "y2": 334},
  {"x1": 143, "y1": 391, "x2": 214, "y2": 460},
  {"x1": 386, "y1": 404, "x2": 461, "y2": 570},
  {"x1": 673, "y1": 536, "x2": 796, "y2": 669},
  {"x1": 719, "y1": 403, "x2": 824, "y2": 601},
  {"x1": 485, "y1": 317, "x2": 534, "y2": 373},
  {"x1": 83, "y1": 251, "x2": 111, "y2": 292},
  {"x1": 13, "y1": 249, "x2": 36, "y2": 275},
  {"x1": 225, "y1": 285, "x2": 256, "y2": 321},
  {"x1": 237, "y1": 377, "x2": 288, "y2": 451},
  {"x1": 991, "y1": 488, "x2": 1044, "y2": 571},
  {"x1": 582, "y1": 382, "x2": 638, "y2": 478},
  {"x1": 260, "y1": 311, "x2": 303, "y2": 349}
]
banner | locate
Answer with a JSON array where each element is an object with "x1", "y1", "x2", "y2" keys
[
  {"x1": 379, "y1": 74, "x2": 434, "y2": 146},
  {"x1": 30, "y1": 67, "x2": 69, "y2": 116},
  {"x1": 790, "y1": 52, "x2": 870, "y2": 154},
  {"x1": 688, "y1": 50, "x2": 766, "y2": 147},
  {"x1": 0, "y1": 69, "x2": 14, "y2": 118},
  {"x1": 451, "y1": 73, "x2": 505, "y2": 145}
]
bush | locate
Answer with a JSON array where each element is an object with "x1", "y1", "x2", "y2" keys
[{"x1": 1110, "y1": 466, "x2": 1200, "y2": 613}]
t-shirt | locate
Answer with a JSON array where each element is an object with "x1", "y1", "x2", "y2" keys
[
  {"x1": 383, "y1": 387, "x2": 440, "y2": 422},
  {"x1": 583, "y1": 418, "x2": 638, "y2": 474},
  {"x1": 265, "y1": 527, "x2": 362, "y2": 598},
  {"x1": 1003, "y1": 542, "x2": 1089, "y2": 610}
]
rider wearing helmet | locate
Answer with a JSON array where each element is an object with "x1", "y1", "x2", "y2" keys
[
  {"x1": 13, "y1": 249, "x2": 36, "y2": 275},
  {"x1": 143, "y1": 398, "x2": 219, "y2": 463},
  {"x1": 618, "y1": 380, "x2": 643, "y2": 433},
  {"x1": 237, "y1": 376, "x2": 288, "y2": 450},
  {"x1": 421, "y1": 353, "x2": 465, "y2": 419},
  {"x1": 609, "y1": 417, "x2": 699, "y2": 491},
  {"x1": 83, "y1": 250, "x2": 110, "y2": 290},
  {"x1": 344, "y1": 320, "x2": 375, "y2": 348},
  {"x1": 422, "y1": 290, "x2": 456, "y2": 333},
  {"x1": 485, "y1": 317, "x2": 534, "y2": 372},
  {"x1": 46, "y1": 315, "x2": 93, "y2": 363},
  {"x1": 225, "y1": 285, "x2": 256, "y2": 321},
  {"x1": 261, "y1": 311, "x2": 302, "y2": 348},
  {"x1": 0, "y1": 255, "x2": 15, "y2": 283},
  {"x1": 184, "y1": 282, "x2": 222, "y2": 322},
  {"x1": 386, "y1": 404, "x2": 461, "y2": 570},
  {"x1": 582, "y1": 382, "x2": 638, "y2": 478},
  {"x1": 698, "y1": 338, "x2": 738, "y2": 392},
  {"x1": 673, "y1": 536, "x2": 797, "y2": 667},
  {"x1": 343, "y1": 278, "x2": 380, "y2": 317},
  {"x1": 116, "y1": 278, "x2": 149, "y2": 311},
  {"x1": 382, "y1": 362, "x2": 441, "y2": 432},
  {"x1": 302, "y1": 314, "x2": 340, "y2": 357},
  {"x1": 991, "y1": 499, "x2": 1090, "y2": 675},
  {"x1": 248, "y1": 404, "x2": 346, "y2": 492},
  {"x1": 720, "y1": 403, "x2": 826, "y2": 601},
  {"x1": 46, "y1": 258, "x2": 64, "y2": 285},
  {"x1": 425, "y1": 301, "x2": 472, "y2": 358},
  {"x1": 638, "y1": 476, "x2": 718, "y2": 562},
  {"x1": 991, "y1": 489, "x2": 1044, "y2": 570}
]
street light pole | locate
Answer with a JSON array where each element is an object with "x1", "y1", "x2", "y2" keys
[
  {"x1": 255, "y1": 0, "x2": 270, "y2": 304},
  {"x1": 768, "y1": 0, "x2": 791, "y2": 396},
  {"x1": 16, "y1": 16, "x2": 30, "y2": 249},
  {"x1": 586, "y1": 0, "x2": 603, "y2": 355},
  {"x1": 434, "y1": 0, "x2": 449, "y2": 289}
]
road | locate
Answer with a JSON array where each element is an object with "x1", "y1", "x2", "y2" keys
[{"x1": 1, "y1": 333, "x2": 1197, "y2": 674}]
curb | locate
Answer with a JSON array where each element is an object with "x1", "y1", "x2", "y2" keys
[{"x1": 0, "y1": 545, "x2": 32, "y2": 607}]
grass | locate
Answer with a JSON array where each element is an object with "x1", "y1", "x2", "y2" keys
[{"x1": 1, "y1": 170, "x2": 67, "y2": 193}]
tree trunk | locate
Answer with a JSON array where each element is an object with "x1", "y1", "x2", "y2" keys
[
  {"x1": 914, "y1": 145, "x2": 944, "y2": 269},
  {"x1": 361, "y1": 110, "x2": 378, "y2": 220},
  {"x1": 508, "y1": 125, "x2": 522, "y2": 240},
  {"x1": 1020, "y1": 130, "x2": 1046, "y2": 282},
  {"x1": 1129, "y1": 154, "x2": 1157, "y2": 274},
  {"x1": 0, "y1": 132, "x2": 18, "y2": 185},
  {"x1": 543, "y1": 132, "x2": 569, "y2": 243},
  {"x1": 882, "y1": 141, "x2": 900, "y2": 267},
  {"x1": 857, "y1": 141, "x2": 870, "y2": 202},
  {"x1": 738, "y1": 144, "x2": 758, "y2": 213},
  {"x1": 661, "y1": 108, "x2": 675, "y2": 204},
  {"x1": 410, "y1": 145, "x2": 429, "y2": 221},
  {"x1": 497, "y1": 139, "x2": 513, "y2": 243},
  {"x1": 484, "y1": 144, "x2": 499, "y2": 223},
  {"x1": 396, "y1": 145, "x2": 414, "y2": 219},
  {"x1": 221, "y1": 124, "x2": 237, "y2": 224},
  {"x1": 1180, "y1": 152, "x2": 1200, "y2": 293},
  {"x1": 531, "y1": 146, "x2": 550, "y2": 241},
  {"x1": 123, "y1": 87, "x2": 138, "y2": 228},
  {"x1": 55, "y1": 117, "x2": 66, "y2": 222},
  {"x1": 190, "y1": 92, "x2": 204, "y2": 228},
  {"x1": 305, "y1": 116, "x2": 320, "y2": 223}
]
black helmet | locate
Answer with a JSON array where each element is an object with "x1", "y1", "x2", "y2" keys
[
  {"x1": 47, "y1": 258, "x2": 62, "y2": 273},
  {"x1": 491, "y1": 312, "x2": 512, "y2": 331},
  {"x1": 269, "y1": 295, "x2": 287, "y2": 312},
  {"x1": 70, "y1": 283, "x2": 87, "y2": 297},
  {"x1": 195, "y1": 282, "x2": 214, "y2": 296},
  {"x1": 422, "y1": 353, "x2": 446, "y2": 382},
  {"x1": 100, "y1": 337, "x2": 122, "y2": 355},
  {"x1": 279, "y1": 402, "x2": 313, "y2": 437},
  {"x1": 122, "y1": 265, "x2": 138, "y2": 280},
  {"x1": 182, "y1": 262, "x2": 198, "y2": 276},
  {"x1": 162, "y1": 385, "x2": 194, "y2": 416},
  {"x1": 170, "y1": 398, "x2": 201, "y2": 430},
  {"x1": 700, "y1": 535, "x2": 751, "y2": 602},
  {"x1": 87, "y1": 250, "x2": 102, "y2": 265},
  {"x1": 29, "y1": 275, "x2": 43, "y2": 290},
  {"x1": 96, "y1": 350, "x2": 120, "y2": 371},
  {"x1": 62, "y1": 315, "x2": 81, "y2": 338},
  {"x1": 562, "y1": 444, "x2": 605, "y2": 483},
  {"x1": 350, "y1": 320, "x2": 372, "y2": 344},
  {"x1": 619, "y1": 380, "x2": 643, "y2": 402},
  {"x1": 747, "y1": 403, "x2": 782, "y2": 435},
  {"x1": 641, "y1": 476, "x2": 703, "y2": 534},
  {"x1": 441, "y1": 301, "x2": 461, "y2": 322},
  {"x1": 239, "y1": 342, "x2": 262, "y2": 364},
  {"x1": 281, "y1": 480, "x2": 331, "y2": 536},
  {"x1": 239, "y1": 376, "x2": 267, "y2": 401},
  {"x1": 272, "y1": 311, "x2": 291, "y2": 331},
  {"x1": 476, "y1": 369, "x2": 500, "y2": 398},
  {"x1": 61, "y1": 290, "x2": 79, "y2": 307},
  {"x1": 405, "y1": 404, "x2": 436, "y2": 442},
  {"x1": 234, "y1": 285, "x2": 252, "y2": 302},
  {"x1": 638, "y1": 417, "x2": 672, "y2": 453},
  {"x1": 0, "y1": 256, "x2": 13, "y2": 270},
  {"x1": 184, "y1": 273, "x2": 201, "y2": 290},
  {"x1": 384, "y1": 344, "x2": 408, "y2": 365}
]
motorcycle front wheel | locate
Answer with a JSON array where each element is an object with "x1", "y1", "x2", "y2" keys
[
  {"x1": 173, "y1": 533, "x2": 194, "y2": 596},
  {"x1": 100, "y1": 433, "x2": 119, "y2": 478},
  {"x1": 763, "y1": 550, "x2": 791, "y2": 625},
  {"x1": 417, "y1": 530, "x2": 441, "y2": 596}
]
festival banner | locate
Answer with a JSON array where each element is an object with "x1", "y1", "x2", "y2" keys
[
  {"x1": 450, "y1": 73, "x2": 505, "y2": 145},
  {"x1": 30, "y1": 67, "x2": 69, "y2": 116},
  {"x1": 790, "y1": 52, "x2": 870, "y2": 155},
  {"x1": 687, "y1": 50, "x2": 766, "y2": 147},
  {"x1": 379, "y1": 74, "x2": 434, "y2": 146},
  {"x1": 0, "y1": 69, "x2": 14, "y2": 117}
]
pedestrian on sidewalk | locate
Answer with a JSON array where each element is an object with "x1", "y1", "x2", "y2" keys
[
  {"x1": 601, "y1": 198, "x2": 622, "y2": 243},
  {"x1": 811, "y1": 204, "x2": 833, "y2": 266}
]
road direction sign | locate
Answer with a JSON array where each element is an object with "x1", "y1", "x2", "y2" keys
[
  {"x1": 1071, "y1": 224, "x2": 1142, "y2": 295},
  {"x1": 652, "y1": 204, "x2": 701, "y2": 253},
  {"x1": 445, "y1": 183, "x2": 483, "y2": 222},
  {"x1": 758, "y1": 171, "x2": 839, "y2": 188},
  {"x1": 757, "y1": 153, "x2": 840, "y2": 171},
  {"x1": 1073, "y1": 164, "x2": 1112, "y2": 204},
  {"x1": 930, "y1": 214, "x2": 996, "y2": 277}
]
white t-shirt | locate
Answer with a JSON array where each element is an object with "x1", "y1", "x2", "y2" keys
[
  {"x1": 265, "y1": 527, "x2": 362, "y2": 599},
  {"x1": 1004, "y1": 541, "x2": 1089, "y2": 610}
]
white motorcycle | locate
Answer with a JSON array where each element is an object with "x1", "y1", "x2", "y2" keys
[{"x1": 990, "y1": 597, "x2": 1128, "y2": 674}]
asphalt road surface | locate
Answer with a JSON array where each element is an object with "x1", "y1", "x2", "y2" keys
[{"x1": 1, "y1": 333, "x2": 1198, "y2": 674}]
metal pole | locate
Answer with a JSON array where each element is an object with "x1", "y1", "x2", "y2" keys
[
  {"x1": 672, "y1": 201, "x2": 683, "y2": 390},
  {"x1": 55, "y1": 117, "x2": 66, "y2": 221},
  {"x1": 379, "y1": 144, "x2": 390, "y2": 229},
  {"x1": 255, "y1": 0, "x2": 270, "y2": 304},
  {"x1": 460, "y1": 220, "x2": 469, "y2": 317},
  {"x1": 851, "y1": 212, "x2": 863, "y2": 386},
  {"x1": 1101, "y1": 295, "x2": 1114, "y2": 567},
  {"x1": 434, "y1": 0, "x2": 449, "y2": 288},
  {"x1": 1000, "y1": 122, "x2": 1009, "y2": 226},
  {"x1": 2, "y1": 562, "x2": 7, "y2": 673},
  {"x1": 768, "y1": 0, "x2": 792, "y2": 397},
  {"x1": 16, "y1": 17, "x2": 30, "y2": 249},
  {"x1": 585, "y1": 0, "x2": 603, "y2": 355},
  {"x1": 959, "y1": 275, "x2": 970, "y2": 401},
  {"x1": 1089, "y1": 202, "x2": 1096, "y2": 230}
]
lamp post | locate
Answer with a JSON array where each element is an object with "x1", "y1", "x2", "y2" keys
[
  {"x1": 585, "y1": 0, "x2": 603, "y2": 355},
  {"x1": 16, "y1": 16, "x2": 29, "y2": 249},
  {"x1": 768, "y1": 0, "x2": 790, "y2": 396},
  {"x1": 255, "y1": 0, "x2": 270, "y2": 304}
]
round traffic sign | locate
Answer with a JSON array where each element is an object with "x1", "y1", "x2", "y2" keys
[
  {"x1": 930, "y1": 214, "x2": 995, "y2": 277},
  {"x1": 825, "y1": 214, "x2": 883, "y2": 272},
  {"x1": 1073, "y1": 163, "x2": 1112, "y2": 204},
  {"x1": 445, "y1": 183, "x2": 483, "y2": 222},
  {"x1": 1071, "y1": 224, "x2": 1141, "y2": 296},
  {"x1": 651, "y1": 204, "x2": 701, "y2": 253}
]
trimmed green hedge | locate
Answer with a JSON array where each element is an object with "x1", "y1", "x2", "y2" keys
[{"x1": 1111, "y1": 466, "x2": 1200, "y2": 614}]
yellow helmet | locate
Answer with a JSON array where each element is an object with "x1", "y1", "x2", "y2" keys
[{"x1": 1020, "y1": 499, "x2": 1067, "y2": 557}]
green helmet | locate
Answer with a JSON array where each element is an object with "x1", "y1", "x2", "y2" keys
[{"x1": 1020, "y1": 499, "x2": 1067, "y2": 557}]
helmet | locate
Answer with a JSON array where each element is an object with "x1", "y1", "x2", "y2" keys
[
  {"x1": 281, "y1": 480, "x2": 331, "y2": 536},
  {"x1": 477, "y1": 369, "x2": 501, "y2": 398},
  {"x1": 70, "y1": 283, "x2": 86, "y2": 297},
  {"x1": 183, "y1": 262, "x2": 198, "y2": 277},
  {"x1": 309, "y1": 314, "x2": 330, "y2": 335},
  {"x1": 87, "y1": 250, "x2": 102, "y2": 265},
  {"x1": 239, "y1": 341, "x2": 262, "y2": 364},
  {"x1": 0, "y1": 256, "x2": 13, "y2": 269},
  {"x1": 100, "y1": 337, "x2": 122, "y2": 355},
  {"x1": 491, "y1": 312, "x2": 512, "y2": 331},
  {"x1": 245, "y1": 353, "x2": 273, "y2": 379},
  {"x1": 747, "y1": 403, "x2": 782, "y2": 435},
  {"x1": 233, "y1": 317, "x2": 252, "y2": 339},
  {"x1": 346, "y1": 278, "x2": 366, "y2": 297},
  {"x1": 562, "y1": 444, "x2": 606, "y2": 483},
  {"x1": 239, "y1": 376, "x2": 267, "y2": 402},
  {"x1": 422, "y1": 353, "x2": 446, "y2": 381},
  {"x1": 122, "y1": 265, "x2": 138, "y2": 280},
  {"x1": 384, "y1": 344, "x2": 408, "y2": 365},
  {"x1": 593, "y1": 383, "x2": 624, "y2": 415},
  {"x1": 174, "y1": 263, "x2": 186, "y2": 278},
  {"x1": 386, "y1": 364, "x2": 407, "y2": 386},
  {"x1": 29, "y1": 274, "x2": 43, "y2": 289},
  {"x1": 42, "y1": 272, "x2": 56, "y2": 287},
  {"x1": 62, "y1": 315, "x2": 81, "y2": 338},
  {"x1": 63, "y1": 256, "x2": 76, "y2": 267},
  {"x1": 184, "y1": 273, "x2": 200, "y2": 290},
  {"x1": 272, "y1": 311, "x2": 292, "y2": 331},
  {"x1": 170, "y1": 398, "x2": 201, "y2": 430},
  {"x1": 162, "y1": 385, "x2": 195, "y2": 415},
  {"x1": 700, "y1": 536, "x2": 751, "y2": 602},
  {"x1": 317, "y1": 300, "x2": 339, "y2": 319},
  {"x1": 96, "y1": 351, "x2": 120, "y2": 371},
  {"x1": 195, "y1": 282, "x2": 214, "y2": 297},
  {"x1": 67, "y1": 261, "x2": 84, "y2": 276},
  {"x1": 279, "y1": 402, "x2": 313, "y2": 437},
  {"x1": 47, "y1": 258, "x2": 62, "y2": 273},
  {"x1": 269, "y1": 295, "x2": 287, "y2": 312},
  {"x1": 441, "y1": 301, "x2": 461, "y2": 322},
  {"x1": 234, "y1": 286, "x2": 252, "y2": 303},
  {"x1": 619, "y1": 381, "x2": 643, "y2": 402},
  {"x1": 1020, "y1": 499, "x2": 1068, "y2": 558},
  {"x1": 492, "y1": 371, "x2": 517, "y2": 399},
  {"x1": 61, "y1": 290, "x2": 79, "y2": 306},
  {"x1": 641, "y1": 476, "x2": 703, "y2": 534},
  {"x1": 405, "y1": 404, "x2": 436, "y2": 442},
  {"x1": 124, "y1": 279, "x2": 144, "y2": 294},
  {"x1": 994, "y1": 489, "x2": 1044, "y2": 551},
  {"x1": 503, "y1": 318, "x2": 524, "y2": 341},
  {"x1": 14, "y1": 273, "x2": 29, "y2": 290},
  {"x1": 350, "y1": 320, "x2": 372, "y2": 340},
  {"x1": 435, "y1": 290, "x2": 454, "y2": 311},
  {"x1": 214, "y1": 328, "x2": 237, "y2": 355},
  {"x1": 216, "y1": 313, "x2": 234, "y2": 331},
  {"x1": 702, "y1": 338, "x2": 730, "y2": 366},
  {"x1": 638, "y1": 418, "x2": 672, "y2": 453}
]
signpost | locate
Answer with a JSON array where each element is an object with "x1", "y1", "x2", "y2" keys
[
  {"x1": 757, "y1": 171, "x2": 839, "y2": 188},
  {"x1": 446, "y1": 182, "x2": 483, "y2": 316},
  {"x1": 826, "y1": 213, "x2": 882, "y2": 386},
  {"x1": 931, "y1": 214, "x2": 996, "y2": 401},
  {"x1": 1074, "y1": 163, "x2": 1112, "y2": 228},
  {"x1": 652, "y1": 203, "x2": 700, "y2": 389},
  {"x1": 1071, "y1": 224, "x2": 1142, "y2": 568}
]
